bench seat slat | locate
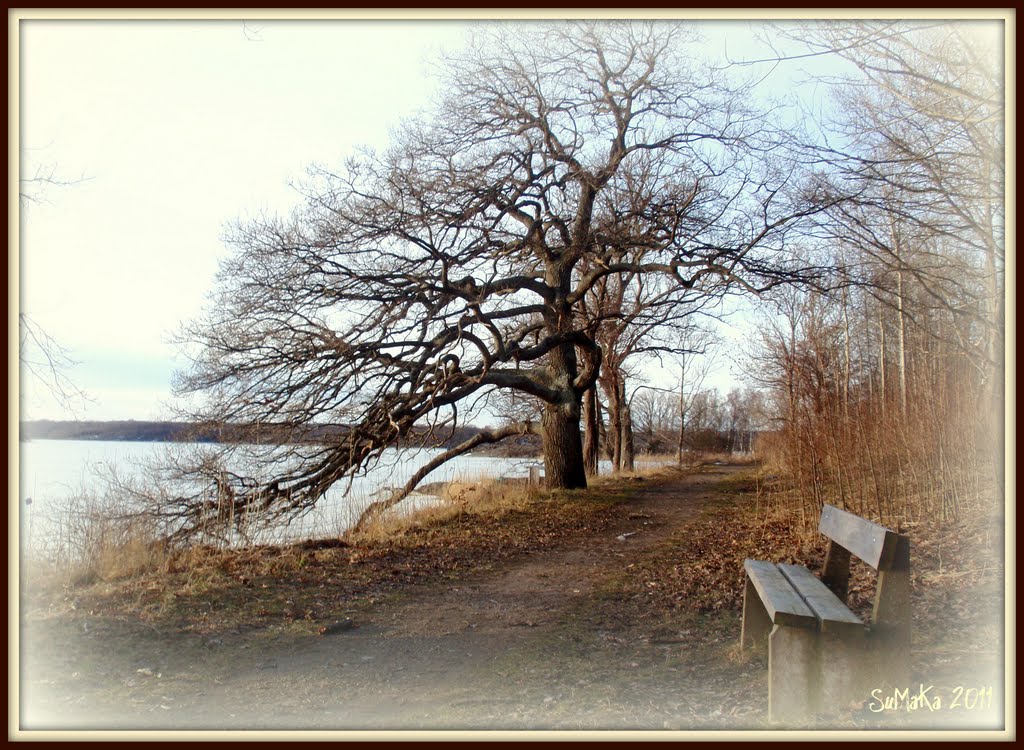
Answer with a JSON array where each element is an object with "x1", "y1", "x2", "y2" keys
[
  {"x1": 744, "y1": 559, "x2": 816, "y2": 629},
  {"x1": 778, "y1": 563, "x2": 865, "y2": 636}
]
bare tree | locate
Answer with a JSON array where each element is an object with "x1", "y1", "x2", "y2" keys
[
  {"x1": 19, "y1": 156, "x2": 91, "y2": 207},
  {"x1": 19, "y1": 156, "x2": 92, "y2": 415},
  {"x1": 19, "y1": 313, "x2": 91, "y2": 415},
  {"x1": 171, "y1": 21, "x2": 831, "y2": 539},
  {"x1": 671, "y1": 326, "x2": 718, "y2": 464},
  {"x1": 630, "y1": 386, "x2": 675, "y2": 453},
  {"x1": 620, "y1": 323, "x2": 718, "y2": 463}
]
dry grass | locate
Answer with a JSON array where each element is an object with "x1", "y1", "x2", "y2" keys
[
  {"x1": 348, "y1": 458, "x2": 690, "y2": 545},
  {"x1": 90, "y1": 532, "x2": 170, "y2": 581},
  {"x1": 754, "y1": 387, "x2": 999, "y2": 533},
  {"x1": 24, "y1": 514, "x2": 173, "y2": 593},
  {"x1": 697, "y1": 450, "x2": 759, "y2": 466},
  {"x1": 347, "y1": 475, "x2": 542, "y2": 545},
  {"x1": 22, "y1": 469, "x2": 547, "y2": 593}
]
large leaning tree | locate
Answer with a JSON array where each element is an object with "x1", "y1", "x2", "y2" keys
[{"x1": 170, "y1": 21, "x2": 834, "y2": 539}]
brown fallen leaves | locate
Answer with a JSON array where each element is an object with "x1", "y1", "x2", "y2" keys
[
  {"x1": 605, "y1": 480, "x2": 1003, "y2": 664},
  {"x1": 613, "y1": 507, "x2": 829, "y2": 619}
]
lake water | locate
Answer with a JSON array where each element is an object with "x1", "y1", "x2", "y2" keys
[{"x1": 17, "y1": 440, "x2": 553, "y2": 554}]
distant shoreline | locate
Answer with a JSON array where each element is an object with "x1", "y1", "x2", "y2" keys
[
  {"x1": 18, "y1": 420, "x2": 545, "y2": 457},
  {"x1": 19, "y1": 419, "x2": 312, "y2": 444}
]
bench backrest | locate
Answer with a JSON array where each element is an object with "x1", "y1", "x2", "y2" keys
[
  {"x1": 819, "y1": 504, "x2": 903, "y2": 570},
  {"x1": 818, "y1": 504, "x2": 911, "y2": 633}
]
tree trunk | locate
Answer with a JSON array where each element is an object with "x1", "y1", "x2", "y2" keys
[
  {"x1": 603, "y1": 375, "x2": 622, "y2": 471},
  {"x1": 597, "y1": 407, "x2": 611, "y2": 461},
  {"x1": 539, "y1": 283, "x2": 587, "y2": 488},
  {"x1": 896, "y1": 262, "x2": 908, "y2": 417},
  {"x1": 981, "y1": 167, "x2": 1004, "y2": 501},
  {"x1": 878, "y1": 303, "x2": 887, "y2": 417},
  {"x1": 993, "y1": 296, "x2": 1005, "y2": 503},
  {"x1": 582, "y1": 386, "x2": 600, "y2": 477},
  {"x1": 542, "y1": 397, "x2": 587, "y2": 490},
  {"x1": 676, "y1": 359, "x2": 686, "y2": 466},
  {"x1": 888, "y1": 213, "x2": 908, "y2": 417},
  {"x1": 620, "y1": 391, "x2": 635, "y2": 472},
  {"x1": 841, "y1": 281, "x2": 851, "y2": 419}
]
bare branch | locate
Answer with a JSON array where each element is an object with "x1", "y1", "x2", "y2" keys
[{"x1": 350, "y1": 421, "x2": 537, "y2": 533}]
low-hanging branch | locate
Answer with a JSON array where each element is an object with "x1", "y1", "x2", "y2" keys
[{"x1": 350, "y1": 421, "x2": 537, "y2": 534}]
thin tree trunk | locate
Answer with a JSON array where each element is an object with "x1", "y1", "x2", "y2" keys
[
  {"x1": 788, "y1": 316, "x2": 799, "y2": 476},
  {"x1": 993, "y1": 290, "x2": 1005, "y2": 503},
  {"x1": 620, "y1": 383, "x2": 635, "y2": 472},
  {"x1": 878, "y1": 303, "x2": 887, "y2": 417},
  {"x1": 842, "y1": 280, "x2": 851, "y2": 418},
  {"x1": 896, "y1": 264, "x2": 908, "y2": 417},
  {"x1": 863, "y1": 288, "x2": 874, "y2": 405},
  {"x1": 888, "y1": 214, "x2": 908, "y2": 417},
  {"x1": 981, "y1": 163, "x2": 1005, "y2": 501},
  {"x1": 582, "y1": 386, "x2": 600, "y2": 477},
  {"x1": 604, "y1": 374, "x2": 622, "y2": 471},
  {"x1": 676, "y1": 364, "x2": 686, "y2": 467}
]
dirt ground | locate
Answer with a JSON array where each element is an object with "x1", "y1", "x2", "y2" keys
[{"x1": 15, "y1": 463, "x2": 1008, "y2": 736}]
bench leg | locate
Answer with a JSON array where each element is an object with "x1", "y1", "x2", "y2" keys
[
  {"x1": 740, "y1": 576, "x2": 772, "y2": 652},
  {"x1": 768, "y1": 624, "x2": 819, "y2": 723},
  {"x1": 818, "y1": 629, "x2": 867, "y2": 715},
  {"x1": 865, "y1": 623, "x2": 912, "y2": 696},
  {"x1": 871, "y1": 538, "x2": 912, "y2": 692}
]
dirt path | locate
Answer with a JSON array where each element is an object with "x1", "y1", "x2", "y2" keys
[
  {"x1": 382, "y1": 468, "x2": 714, "y2": 638},
  {"x1": 18, "y1": 464, "x2": 765, "y2": 732}
]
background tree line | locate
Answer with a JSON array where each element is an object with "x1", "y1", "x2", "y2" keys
[{"x1": 743, "y1": 21, "x2": 1005, "y2": 529}]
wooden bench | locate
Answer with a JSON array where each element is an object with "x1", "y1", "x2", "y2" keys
[{"x1": 740, "y1": 504, "x2": 911, "y2": 723}]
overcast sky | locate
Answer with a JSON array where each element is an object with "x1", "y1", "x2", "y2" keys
[
  {"x1": 19, "y1": 19, "x2": 481, "y2": 420},
  {"x1": 13, "y1": 16, "x2": 892, "y2": 423}
]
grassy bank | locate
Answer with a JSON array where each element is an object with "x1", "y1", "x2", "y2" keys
[{"x1": 22, "y1": 465, "x2": 666, "y2": 634}]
